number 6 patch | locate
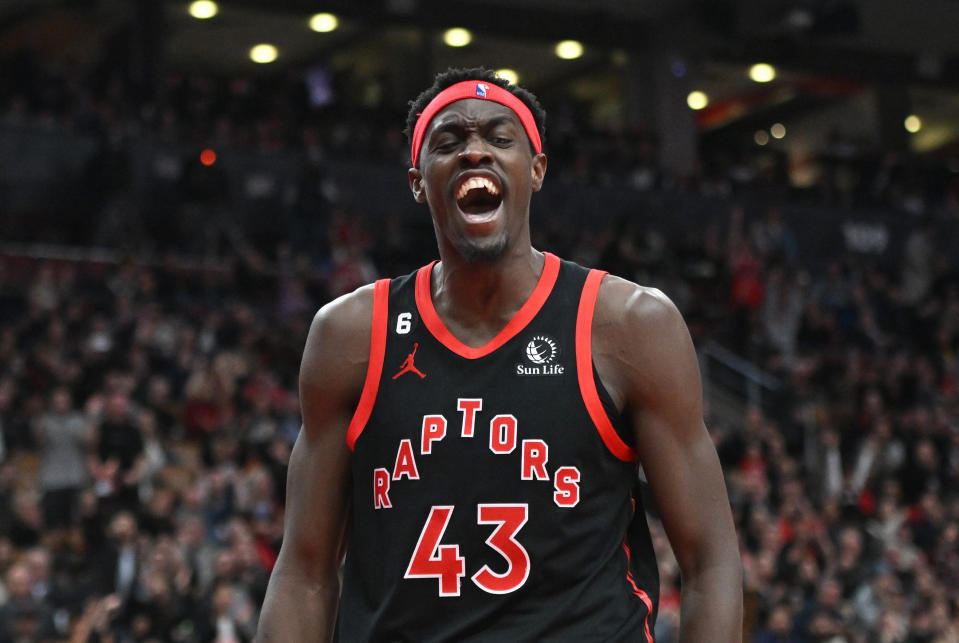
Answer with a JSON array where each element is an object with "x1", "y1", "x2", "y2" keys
[{"x1": 396, "y1": 312, "x2": 413, "y2": 334}]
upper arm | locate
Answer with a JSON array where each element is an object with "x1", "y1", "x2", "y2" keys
[
  {"x1": 278, "y1": 284, "x2": 376, "y2": 580},
  {"x1": 592, "y1": 276, "x2": 738, "y2": 577}
]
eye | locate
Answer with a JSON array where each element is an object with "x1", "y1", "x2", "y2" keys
[
  {"x1": 490, "y1": 135, "x2": 513, "y2": 147},
  {"x1": 432, "y1": 136, "x2": 459, "y2": 153}
]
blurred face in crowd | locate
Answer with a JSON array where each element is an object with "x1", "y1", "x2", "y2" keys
[
  {"x1": 817, "y1": 578, "x2": 842, "y2": 608},
  {"x1": 177, "y1": 516, "x2": 205, "y2": 548},
  {"x1": 0, "y1": 538, "x2": 14, "y2": 568},
  {"x1": 5, "y1": 563, "x2": 32, "y2": 600},
  {"x1": 767, "y1": 605, "x2": 792, "y2": 635},
  {"x1": 106, "y1": 393, "x2": 130, "y2": 423},
  {"x1": 214, "y1": 549, "x2": 237, "y2": 579},
  {"x1": 147, "y1": 375, "x2": 171, "y2": 404},
  {"x1": 144, "y1": 569, "x2": 171, "y2": 601},
  {"x1": 25, "y1": 548, "x2": 50, "y2": 583},
  {"x1": 110, "y1": 511, "x2": 137, "y2": 543},
  {"x1": 51, "y1": 387, "x2": 72, "y2": 414},
  {"x1": 838, "y1": 526, "x2": 862, "y2": 560},
  {"x1": 213, "y1": 583, "x2": 234, "y2": 616}
]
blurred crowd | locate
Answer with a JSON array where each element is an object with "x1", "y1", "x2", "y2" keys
[
  {"x1": 0, "y1": 194, "x2": 955, "y2": 642},
  {"x1": 1, "y1": 43, "x2": 958, "y2": 643},
  {"x1": 651, "y1": 211, "x2": 959, "y2": 643},
  {"x1": 0, "y1": 251, "x2": 303, "y2": 642}
]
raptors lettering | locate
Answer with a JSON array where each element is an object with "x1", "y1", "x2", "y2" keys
[{"x1": 372, "y1": 397, "x2": 581, "y2": 510}]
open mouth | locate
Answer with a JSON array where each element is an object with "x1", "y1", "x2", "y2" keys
[{"x1": 455, "y1": 176, "x2": 503, "y2": 215}]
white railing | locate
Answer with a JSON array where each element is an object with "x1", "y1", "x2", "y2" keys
[{"x1": 698, "y1": 340, "x2": 781, "y2": 425}]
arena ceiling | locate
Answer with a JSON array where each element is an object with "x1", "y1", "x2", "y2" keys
[{"x1": 2, "y1": 0, "x2": 959, "y2": 158}]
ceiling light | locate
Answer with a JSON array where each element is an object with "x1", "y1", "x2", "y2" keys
[
  {"x1": 188, "y1": 0, "x2": 218, "y2": 19},
  {"x1": 904, "y1": 115, "x2": 922, "y2": 133},
  {"x1": 250, "y1": 44, "x2": 278, "y2": 64},
  {"x1": 749, "y1": 63, "x2": 776, "y2": 83},
  {"x1": 309, "y1": 13, "x2": 339, "y2": 33},
  {"x1": 686, "y1": 91, "x2": 709, "y2": 110},
  {"x1": 555, "y1": 40, "x2": 584, "y2": 60},
  {"x1": 754, "y1": 130, "x2": 770, "y2": 146},
  {"x1": 770, "y1": 123, "x2": 786, "y2": 139},
  {"x1": 496, "y1": 68, "x2": 519, "y2": 85},
  {"x1": 443, "y1": 28, "x2": 472, "y2": 47}
]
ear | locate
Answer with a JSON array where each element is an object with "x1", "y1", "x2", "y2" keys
[
  {"x1": 408, "y1": 167, "x2": 427, "y2": 203},
  {"x1": 530, "y1": 153, "x2": 547, "y2": 192}
]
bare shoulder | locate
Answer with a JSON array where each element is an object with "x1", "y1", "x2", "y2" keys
[
  {"x1": 591, "y1": 273, "x2": 700, "y2": 411},
  {"x1": 303, "y1": 283, "x2": 377, "y2": 356},
  {"x1": 593, "y1": 274, "x2": 687, "y2": 348},
  {"x1": 299, "y1": 283, "x2": 378, "y2": 429}
]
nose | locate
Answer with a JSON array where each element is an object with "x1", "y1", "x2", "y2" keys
[{"x1": 458, "y1": 134, "x2": 492, "y2": 166}]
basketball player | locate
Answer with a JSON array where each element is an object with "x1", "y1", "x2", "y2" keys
[{"x1": 256, "y1": 68, "x2": 742, "y2": 641}]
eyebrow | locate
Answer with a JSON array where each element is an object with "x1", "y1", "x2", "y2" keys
[{"x1": 428, "y1": 115, "x2": 518, "y2": 138}]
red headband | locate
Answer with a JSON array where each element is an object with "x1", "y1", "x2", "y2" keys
[{"x1": 410, "y1": 80, "x2": 542, "y2": 168}]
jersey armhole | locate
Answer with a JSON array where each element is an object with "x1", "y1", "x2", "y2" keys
[
  {"x1": 576, "y1": 269, "x2": 638, "y2": 462},
  {"x1": 346, "y1": 278, "x2": 390, "y2": 450}
]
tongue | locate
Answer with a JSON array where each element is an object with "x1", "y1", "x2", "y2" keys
[{"x1": 458, "y1": 188, "x2": 501, "y2": 214}]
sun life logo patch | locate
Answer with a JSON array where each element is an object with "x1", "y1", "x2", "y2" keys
[
  {"x1": 517, "y1": 335, "x2": 565, "y2": 376},
  {"x1": 526, "y1": 335, "x2": 557, "y2": 364}
]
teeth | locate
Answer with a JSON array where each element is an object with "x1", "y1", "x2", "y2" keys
[{"x1": 455, "y1": 177, "x2": 500, "y2": 200}]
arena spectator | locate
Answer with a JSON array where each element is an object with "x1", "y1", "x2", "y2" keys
[{"x1": 32, "y1": 388, "x2": 91, "y2": 540}]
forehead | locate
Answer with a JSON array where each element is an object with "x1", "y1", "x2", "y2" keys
[{"x1": 427, "y1": 98, "x2": 522, "y2": 131}]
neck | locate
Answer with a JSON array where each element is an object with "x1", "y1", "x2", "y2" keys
[{"x1": 430, "y1": 245, "x2": 545, "y2": 346}]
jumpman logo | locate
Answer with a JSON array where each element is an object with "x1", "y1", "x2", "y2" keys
[{"x1": 393, "y1": 342, "x2": 427, "y2": 379}]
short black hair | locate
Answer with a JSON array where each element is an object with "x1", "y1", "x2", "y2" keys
[{"x1": 404, "y1": 67, "x2": 547, "y2": 162}]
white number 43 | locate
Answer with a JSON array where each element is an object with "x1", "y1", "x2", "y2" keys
[{"x1": 404, "y1": 504, "x2": 530, "y2": 597}]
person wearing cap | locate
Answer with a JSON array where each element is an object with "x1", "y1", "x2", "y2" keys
[{"x1": 256, "y1": 67, "x2": 741, "y2": 642}]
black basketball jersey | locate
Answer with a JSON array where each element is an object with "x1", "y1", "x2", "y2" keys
[{"x1": 337, "y1": 253, "x2": 658, "y2": 642}]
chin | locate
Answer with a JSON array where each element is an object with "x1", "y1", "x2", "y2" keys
[{"x1": 455, "y1": 234, "x2": 509, "y2": 263}]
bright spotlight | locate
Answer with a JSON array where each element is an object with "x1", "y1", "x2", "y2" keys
[
  {"x1": 749, "y1": 63, "x2": 776, "y2": 83},
  {"x1": 443, "y1": 28, "x2": 472, "y2": 47},
  {"x1": 309, "y1": 13, "x2": 339, "y2": 33},
  {"x1": 496, "y1": 68, "x2": 519, "y2": 85},
  {"x1": 250, "y1": 44, "x2": 278, "y2": 64},
  {"x1": 188, "y1": 0, "x2": 218, "y2": 19},
  {"x1": 904, "y1": 115, "x2": 922, "y2": 133},
  {"x1": 686, "y1": 91, "x2": 709, "y2": 110},
  {"x1": 555, "y1": 40, "x2": 584, "y2": 60},
  {"x1": 770, "y1": 123, "x2": 786, "y2": 139}
]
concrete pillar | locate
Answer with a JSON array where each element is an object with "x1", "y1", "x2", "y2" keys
[{"x1": 623, "y1": 45, "x2": 700, "y2": 176}]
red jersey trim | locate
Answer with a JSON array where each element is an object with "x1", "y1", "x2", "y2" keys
[
  {"x1": 414, "y1": 252, "x2": 560, "y2": 360},
  {"x1": 622, "y1": 540, "x2": 655, "y2": 643},
  {"x1": 346, "y1": 278, "x2": 390, "y2": 450},
  {"x1": 575, "y1": 270, "x2": 637, "y2": 462}
]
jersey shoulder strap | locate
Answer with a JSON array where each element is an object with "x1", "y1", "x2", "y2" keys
[
  {"x1": 575, "y1": 268, "x2": 637, "y2": 462},
  {"x1": 346, "y1": 278, "x2": 391, "y2": 450}
]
